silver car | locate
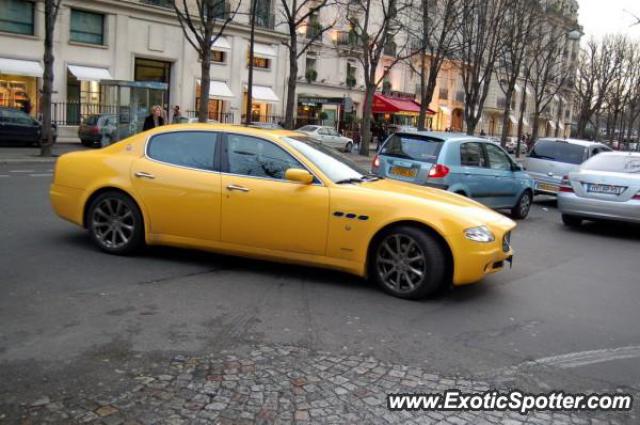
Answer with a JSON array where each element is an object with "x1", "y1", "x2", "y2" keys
[
  {"x1": 558, "y1": 152, "x2": 640, "y2": 226},
  {"x1": 296, "y1": 125, "x2": 354, "y2": 152},
  {"x1": 524, "y1": 138, "x2": 611, "y2": 195}
]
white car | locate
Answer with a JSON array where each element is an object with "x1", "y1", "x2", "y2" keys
[{"x1": 296, "y1": 125, "x2": 354, "y2": 152}]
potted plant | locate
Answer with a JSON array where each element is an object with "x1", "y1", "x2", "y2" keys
[{"x1": 305, "y1": 69, "x2": 318, "y2": 83}]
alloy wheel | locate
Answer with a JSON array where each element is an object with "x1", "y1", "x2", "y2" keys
[
  {"x1": 376, "y1": 234, "x2": 427, "y2": 294},
  {"x1": 519, "y1": 192, "x2": 531, "y2": 217},
  {"x1": 91, "y1": 198, "x2": 135, "y2": 250}
]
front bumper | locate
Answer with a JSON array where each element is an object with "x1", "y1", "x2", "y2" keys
[
  {"x1": 558, "y1": 192, "x2": 640, "y2": 224},
  {"x1": 450, "y1": 230, "x2": 514, "y2": 286}
]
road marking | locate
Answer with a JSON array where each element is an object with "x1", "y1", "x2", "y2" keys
[
  {"x1": 9, "y1": 169, "x2": 35, "y2": 173},
  {"x1": 0, "y1": 175, "x2": 9, "y2": 178},
  {"x1": 29, "y1": 173, "x2": 53, "y2": 177},
  {"x1": 533, "y1": 345, "x2": 640, "y2": 369}
]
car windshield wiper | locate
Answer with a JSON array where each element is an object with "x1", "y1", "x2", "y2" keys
[
  {"x1": 362, "y1": 173, "x2": 383, "y2": 181},
  {"x1": 335, "y1": 177, "x2": 364, "y2": 184}
]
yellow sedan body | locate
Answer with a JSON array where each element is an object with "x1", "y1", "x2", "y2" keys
[{"x1": 50, "y1": 124, "x2": 515, "y2": 299}]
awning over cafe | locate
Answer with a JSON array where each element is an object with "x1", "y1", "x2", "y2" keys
[
  {"x1": 208, "y1": 80, "x2": 234, "y2": 99},
  {"x1": 0, "y1": 58, "x2": 43, "y2": 77},
  {"x1": 249, "y1": 85, "x2": 279, "y2": 103},
  {"x1": 68, "y1": 65, "x2": 113, "y2": 81},
  {"x1": 372, "y1": 94, "x2": 434, "y2": 115}
]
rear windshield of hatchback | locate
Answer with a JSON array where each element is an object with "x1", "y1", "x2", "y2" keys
[
  {"x1": 380, "y1": 134, "x2": 444, "y2": 162},
  {"x1": 529, "y1": 140, "x2": 587, "y2": 165}
]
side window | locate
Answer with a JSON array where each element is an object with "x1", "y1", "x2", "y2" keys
[
  {"x1": 460, "y1": 142, "x2": 485, "y2": 167},
  {"x1": 226, "y1": 134, "x2": 304, "y2": 180},
  {"x1": 14, "y1": 110, "x2": 32, "y2": 125},
  {"x1": 148, "y1": 131, "x2": 217, "y2": 171},
  {"x1": 485, "y1": 144, "x2": 512, "y2": 171},
  {"x1": 318, "y1": 128, "x2": 329, "y2": 135}
]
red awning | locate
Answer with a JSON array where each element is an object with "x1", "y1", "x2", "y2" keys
[{"x1": 372, "y1": 94, "x2": 435, "y2": 115}]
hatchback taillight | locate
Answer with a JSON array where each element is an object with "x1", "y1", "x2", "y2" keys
[
  {"x1": 372, "y1": 155, "x2": 380, "y2": 169},
  {"x1": 559, "y1": 175, "x2": 574, "y2": 193},
  {"x1": 428, "y1": 164, "x2": 450, "y2": 179}
]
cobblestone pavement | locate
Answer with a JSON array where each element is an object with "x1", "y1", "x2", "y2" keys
[{"x1": 2, "y1": 345, "x2": 636, "y2": 425}]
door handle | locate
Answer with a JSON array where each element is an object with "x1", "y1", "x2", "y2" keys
[
  {"x1": 134, "y1": 171, "x2": 155, "y2": 179},
  {"x1": 226, "y1": 184, "x2": 250, "y2": 192}
]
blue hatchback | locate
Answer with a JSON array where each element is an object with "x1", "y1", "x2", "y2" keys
[{"x1": 372, "y1": 132, "x2": 535, "y2": 219}]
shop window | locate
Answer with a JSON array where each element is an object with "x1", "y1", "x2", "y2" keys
[
  {"x1": 70, "y1": 9, "x2": 105, "y2": 45},
  {"x1": 0, "y1": 76, "x2": 37, "y2": 116},
  {"x1": 0, "y1": 0, "x2": 35, "y2": 35},
  {"x1": 251, "y1": 56, "x2": 271, "y2": 70},
  {"x1": 211, "y1": 50, "x2": 226, "y2": 63}
]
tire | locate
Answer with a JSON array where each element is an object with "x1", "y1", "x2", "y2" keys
[
  {"x1": 562, "y1": 214, "x2": 582, "y2": 227},
  {"x1": 511, "y1": 190, "x2": 532, "y2": 219},
  {"x1": 345, "y1": 141, "x2": 353, "y2": 153},
  {"x1": 87, "y1": 191, "x2": 144, "y2": 255},
  {"x1": 80, "y1": 139, "x2": 91, "y2": 147},
  {"x1": 370, "y1": 226, "x2": 446, "y2": 300}
]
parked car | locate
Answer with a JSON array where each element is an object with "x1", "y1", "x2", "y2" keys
[
  {"x1": 524, "y1": 138, "x2": 611, "y2": 195},
  {"x1": 249, "y1": 122, "x2": 282, "y2": 129},
  {"x1": 50, "y1": 124, "x2": 516, "y2": 300},
  {"x1": 505, "y1": 138, "x2": 528, "y2": 155},
  {"x1": 372, "y1": 131, "x2": 535, "y2": 219},
  {"x1": 78, "y1": 114, "x2": 128, "y2": 147},
  {"x1": 0, "y1": 106, "x2": 56, "y2": 146},
  {"x1": 296, "y1": 125, "x2": 355, "y2": 152},
  {"x1": 558, "y1": 152, "x2": 640, "y2": 226}
]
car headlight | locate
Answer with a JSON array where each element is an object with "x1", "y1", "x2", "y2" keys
[{"x1": 464, "y1": 225, "x2": 495, "y2": 243}]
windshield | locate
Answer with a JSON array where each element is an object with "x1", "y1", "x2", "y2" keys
[
  {"x1": 284, "y1": 136, "x2": 367, "y2": 182},
  {"x1": 380, "y1": 134, "x2": 444, "y2": 162},
  {"x1": 529, "y1": 140, "x2": 587, "y2": 165},
  {"x1": 582, "y1": 154, "x2": 640, "y2": 173}
]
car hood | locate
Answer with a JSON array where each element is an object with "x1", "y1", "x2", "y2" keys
[{"x1": 351, "y1": 178, "x2": 516, "y2": 231}]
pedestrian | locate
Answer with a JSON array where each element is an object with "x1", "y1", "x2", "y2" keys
[
  {"x1": 171, "y1": 105, "x2": 182, "y2": 124},
  {"x1": 352, "y1": 123, "x2": 361, "y2": 153},
  {"x1": 21, "y1": 99, "x2": 32, "y2": 115},
  {"x1": 143, "y1": 105, "x2": 165, "y2": 131}
]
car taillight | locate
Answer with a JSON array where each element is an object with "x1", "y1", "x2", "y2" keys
[
  {"x1": 372, "y1": 155, "x2": 380, "y2": 169},
  {"x1": 559, "y1": 175, "x2": 574, "y2": 192},
  {"x1": 91, "y1": 126, "x2": 99, "y2": 135},
  {"x1": 428, "y1": 164, "x2": 450, "y2": 179},
  {"x1": 633, "y1": 192, "x2": 640, "y2": 200}
]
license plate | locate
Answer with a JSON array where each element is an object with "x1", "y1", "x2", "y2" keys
[
  {"x1": 390, "y1": 166, "x2": 417, "y2": 177},
  {"x1": 537, "y1": 183, "x2": 558, "y2": 193},
  {"x1": 587, "y1": 184, "x2": 624, "y2": 195}
]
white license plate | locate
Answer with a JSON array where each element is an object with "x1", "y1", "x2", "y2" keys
[{"x1": 587, "y1": 184, "x2": 624, "y2": 195}]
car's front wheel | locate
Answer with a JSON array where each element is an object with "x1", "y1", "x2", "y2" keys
[
  {"x1": 87, "y1": 191, "x2": 144, "y2": 255},
  {"x1": 511, "y1": 190, "x2": 532, "y2": 219},
  {"x1": 370, "y1": 226, "x2": 446, "y2": 300},
  {"x1": 562, "y1": 214, "x2": 583, "y2": 227},
  {"x1": 345, "y1": 141, "x2": 353, "y2": 153}
]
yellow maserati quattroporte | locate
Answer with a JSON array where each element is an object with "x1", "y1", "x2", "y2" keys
[{"x1": 50, "y1": 124, "x2": 515, "y2": 299}]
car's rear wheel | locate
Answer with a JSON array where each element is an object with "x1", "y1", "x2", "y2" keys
[
  {"x1": 87, "y1": 191, "x2": 144, "y2": 255},
  {"x1": 345, "y1": 141, "x2": 353, "y2": 153},
  {"x1": 511, "y1": 190, "x2": 532, "y2": 219},
  {"x1": 371, "y1": 226, "x2": 446, "y2": 300},
  {"x1": 562, "y1": 214, "x2": 582, "y2": 227}
]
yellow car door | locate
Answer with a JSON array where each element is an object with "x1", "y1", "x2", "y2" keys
[
  {"x1": 220, "y1": 133, "x2": 329, "y2": 255},
  {"x1": 131, "y1": 130, "x2": 221, "y2": 242}
]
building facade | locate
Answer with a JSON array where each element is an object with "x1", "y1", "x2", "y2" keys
[{"x1": 0, "y1": 0, "x2": 579, "y2": 139}]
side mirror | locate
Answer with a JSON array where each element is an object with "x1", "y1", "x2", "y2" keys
[
  {"x1": 285, "y1": 168, "x2": 314, "y2": 185},
  {"x1": 513, "y1": 163, "x2": 523, "y2": 172}
]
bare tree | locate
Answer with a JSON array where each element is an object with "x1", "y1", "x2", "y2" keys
[
  {"x1": 526, "y1": 21, "x2": 567, "y2": 143},
  {"x1": 174, "y1": 0, "x2": 240, "y2": 123},
  {"x1": 574, "y1": 37, "x2": 624, "y2": 138},
  {"x1": 345, "y1": 0, "x2": 417, "y2": 155},
  {"x1": 406, "y1": 0, "x2": 461, "y2": 131},
  {"x1": 279, "y1": 0, "x2": 335, "y2": 129},
  {"x1": 494, "y1": 0, "x2": 539, "y2": 147},
  {"x1": 457, "y1": 0, "x2": 508, "y2": 135},
  {"x1": 40, "y1": 0, "x2": 63, "y2": 157}
]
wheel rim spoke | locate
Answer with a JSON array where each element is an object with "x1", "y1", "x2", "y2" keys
[
  {"x1": 92, "y1": 198, "x2": 135, "y2": 250},
  {"x1": 377, "y1": 233, "x2": 428, "y2": 294}
]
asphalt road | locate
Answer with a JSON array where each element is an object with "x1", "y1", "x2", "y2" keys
[{"x1": 1, "y1": 159, "x2": 639, "y2": 423}]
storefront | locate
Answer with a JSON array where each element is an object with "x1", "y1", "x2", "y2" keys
[
  {"x1": 297, "y1": 96, "x2": 344, "y2": 128},
  {"x1": 243, "y1": 85, "x2": 279, "y2": 123},
  {"x1": 66, "y1": 65, "x2": 114, "y2": 125},
  {"x1": 195, "y1": 80, "x2": 234, "y2": 122},
  {"x1": 372, "y1": 93, "x2": 432, "y2": 127},
  {"x1": 0, "y1": 57, "x2": 43, "y2": 117}
]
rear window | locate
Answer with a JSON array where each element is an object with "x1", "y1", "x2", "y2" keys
[
  {"x1": 529, "y1": 140, "x2": 587, "y2": 165},
  {"x1": 84, "y1": 115, "x2": 99, "y2": 125},
  {"x1": 381, "y1": 134, "x2": 443, "y2": 162},
  {"x1": 582, "y1": 155, "x2": 640, "y2": 173}
]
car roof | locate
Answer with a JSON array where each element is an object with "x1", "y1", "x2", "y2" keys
[
  {"x1": 537, "y1": 137, "x2": 606, "y2": 147},
  {"x1": 593, "y1": 151, "x2": 640, "y2": 158},
  {"x1": 394, "y1": 131, "x2": 480, "y2": 142}
]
